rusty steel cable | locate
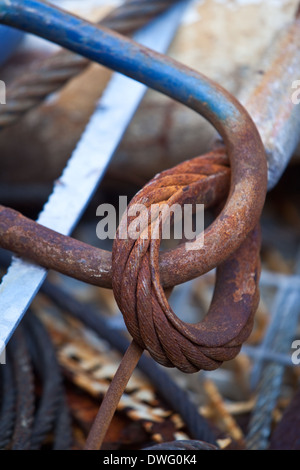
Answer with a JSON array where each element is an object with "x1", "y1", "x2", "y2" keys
[
  {"x1": 0, "y1": 103, "x2": 265, "y2": 448},
  {"x1": 0, "y1": 150, "x2": 262, "y2": 370},
  {"x1": 84, "y1": 152, "x2": 263, "y2": 449},
  {"x1": 22, "y1": 312, "x2": 73, "y2": 450},
  {"x1": 112, "y1": 151, "x2": 261, "y2": 373},
  {"x1": 0, "y1": 0, "x2": 268, "y2": 288},
  {"x1": 0, "y1": 248, "x2": 218, "y2": 446},
  {"x1": 0, "y1": 0, "x2": 182, "y2": 129},
  {"x1": 5, "y1": 251, "x2": 216, "y2": 451},
  {"x1": 0, "y1": 0, "x2": 268, "y2": 451},
  {"x1": 0, "y1": 0, "x2": 298, "y2": 453},
  {"x1": 0, "y1": 150, "x2": 262, "y2": 377}
]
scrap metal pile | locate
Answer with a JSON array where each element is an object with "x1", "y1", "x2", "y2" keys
[{"x1": 0, "y1": 0, "x2": 299, "y2": 451}]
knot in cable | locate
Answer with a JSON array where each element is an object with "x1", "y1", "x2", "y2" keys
[{"x1": 112, "y1": 151, "x2": 261, "y2": 373}]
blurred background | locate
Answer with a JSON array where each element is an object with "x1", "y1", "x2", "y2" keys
[{"x1": 0, "y1": 0, "x2": 299, "y2": 451}]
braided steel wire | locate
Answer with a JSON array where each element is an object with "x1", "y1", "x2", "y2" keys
[
  {"x1": 112, "y1": 151, "x2": 261, "y2": 373},
  {"x1": 23, "y1": 312, "x2": 72, "y2": 450},
  {"x1": 0, "y1": 357, "x2": 16, "y2": 449},
  {"x1": 0, "y1": 0, "x2": 181, "y2": 129},
  {"x1": 246, "y1": 276, "x2": 300, "y2": 450},
  {"x1": 8, "y1": 326, "x2": 35, "y2": 450}
]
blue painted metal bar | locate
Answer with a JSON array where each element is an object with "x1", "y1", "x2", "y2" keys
[
  {"x1": 0, "y1": 25, "x2": 23, "y2": 66},
  {"x1": 0, "y1": 0, "x2": 239, "y2": 126},
  {"x1": 0, "y1": 0, "x2": 267, "y2": 287},
  {"x1": 0, "y1": 0, "x2": 188, "y2": 352}
]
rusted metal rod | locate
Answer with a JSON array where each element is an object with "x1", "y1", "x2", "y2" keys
[
  {"x1": 0, "y1": 0, "x2": 269, "y2": 451},
  {"x1": 84, "y1": 340, "x2": 143, "y2": 450},
  {"x1": 0, "y1": 149, "x2": 262, "y2": 290},
  {"x1": 2, "y1": 0, "x2": 300, "y2": 291},
  {"x1": 0, "y1": 0, "x2": 267, "y2": 287}
]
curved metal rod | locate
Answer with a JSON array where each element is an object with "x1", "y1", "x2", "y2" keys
[{"x1": 0, "y1": 0, "x2": 267, "y2": 287}]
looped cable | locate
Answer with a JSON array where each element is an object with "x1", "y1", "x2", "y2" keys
[{"x1": 112, "y1": 152, "x2": 262, "y2": 373}]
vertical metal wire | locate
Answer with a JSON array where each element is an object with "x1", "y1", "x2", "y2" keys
[{"x1": 246, "y1": 257, "x2": 300, "y2": 450}]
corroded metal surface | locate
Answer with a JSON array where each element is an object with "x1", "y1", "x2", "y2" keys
[
  {"x1": 0, "y1": 0, "x2": 267, "y2": 292},
  {"x1": 0, "y1": 145, "x2": 263, "y2": 294},
  {"x1": 112, "y1": 152, "x2": 262, "y2": 373},
  {"x1": 39, "y1": 275, "x2": 217, "y2": 445},
  {"x1": 0, "y1": 0, "x2": 272, "y2": 451},
  {"x1": 0, "y1": 1, "x2": 268, "y2": 287},
  {"x1": 0, "y1": 0, "x2": 186, "y2": 351}
]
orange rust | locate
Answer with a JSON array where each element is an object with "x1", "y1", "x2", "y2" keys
[{"x1": 112, "y1": 153, "x2": 262, "y2": 373}]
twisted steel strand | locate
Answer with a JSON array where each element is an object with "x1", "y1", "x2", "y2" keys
[
  {"x1": 143, "y1": 440, "x2": 219, "y2": 450},
  {"x1": 246, "y1": 363, "x2": 284, "y2": 451},
  {"x1": 83, "y1": 147, "x2": 262, "y2": 449},
  {"x1": 102, "y1": 0, "x2": 182, "y2": 34},
  {"x1": 8, "y1": 326, "x2": 35, "y2": 450},
  {"x1": 0, "y1": 356, "x2": 16, "y2": 449},
  {"x1": 0, "y1": 0, "x2": 181, "y2": 129},
  {"x1": 112, "y1": 152, "x2": 261, "y2": 373},
  {"x1": 23, "y1": 312, "x2": 72, "y2": 450},
  {"x1": 0, "y1": 150, "x2": 262, "y2": 372},
  {"x1": 246, "y1": 279, "x2": 300, "y2": 450},
  {"x1": 52, "y1": 394, "x2": 73, "y2": 450}
]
